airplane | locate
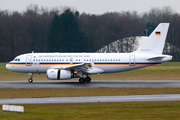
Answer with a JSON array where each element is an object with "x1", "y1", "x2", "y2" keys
[{"x1": 6, "y1": 23, "x2": 172, "y2": 83}]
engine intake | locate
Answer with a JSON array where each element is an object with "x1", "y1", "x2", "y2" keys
[{"x1": 47, "y1": 69, "x2": 74, "y2": 80}]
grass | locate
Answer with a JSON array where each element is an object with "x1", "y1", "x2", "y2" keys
[
  {"x1": 0, "y1": 88, "x2": 180, "y2": 99},
  {"x1": 1, "y1": 101, "x2": 180, "y2": 119}
]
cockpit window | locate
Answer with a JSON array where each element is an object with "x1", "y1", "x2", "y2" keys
[{"x1": 13, "y1": 58, "x2": 20, "y2": 62}]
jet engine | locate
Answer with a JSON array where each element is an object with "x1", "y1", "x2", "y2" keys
[{"x1": 47, "y1": 69, "x2": 74, "y2": 80}]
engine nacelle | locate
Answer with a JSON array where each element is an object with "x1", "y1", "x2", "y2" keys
[{"x1": 47, "y1": 69, "x2": 73, "y2": 80}]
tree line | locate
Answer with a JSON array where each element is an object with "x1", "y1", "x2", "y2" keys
[{"x1": 0, "y1": 4, "x2": 180, "y2": 62}]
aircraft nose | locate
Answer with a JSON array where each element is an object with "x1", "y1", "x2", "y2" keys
[
  {"x1": 6, "y1": 63, "x2": 12, "y2": 70},
  {"x1": 6, "y1": 63, "x2": 9, "y2": 70}
]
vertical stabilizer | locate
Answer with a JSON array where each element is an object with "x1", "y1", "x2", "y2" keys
[{"x1": 135, "y1": 23, "x2": 170, "y2": 54}]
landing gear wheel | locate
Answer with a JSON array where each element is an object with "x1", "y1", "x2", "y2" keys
[
  {"x1": 28, "y1": 73, "x2": 34, "y2": 83},
  {"x1": 28, "y1": 78, "x2": 33, "y2": 83},
  {"x1": 79, "y1": 77, "x2": 85, "y2": 83},
  {"x1": 85, "y1": 76, "x2": 91, "y2": 83}
]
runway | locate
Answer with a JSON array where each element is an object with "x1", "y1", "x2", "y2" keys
[
  {"x1": 0, "y1": 94, "x2": 180, "y2": 104},
  {"x1": 0, "y1": 80, "x2": 180, "y2": 89},
  {"x1": 0, "y1": 80, "x2": 180, "y2": 104}
]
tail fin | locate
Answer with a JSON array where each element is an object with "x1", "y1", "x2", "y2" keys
[{"x1": 135, "y1": 23, "x2": 170, "y2": 54}]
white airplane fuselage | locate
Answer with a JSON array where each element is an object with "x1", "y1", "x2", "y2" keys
[{"x1": 6, "y1": 52, "x2": 172, "y2": 73}]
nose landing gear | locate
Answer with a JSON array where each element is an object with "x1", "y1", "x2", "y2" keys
[{"x1": 28, "y1": 73, "x2": 33, "y2": 83}]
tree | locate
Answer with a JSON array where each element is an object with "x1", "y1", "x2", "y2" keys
[
  {"x1": 48, "y1": 9, "x2": 83, "y2": 52},
  {"x1": 47, "y1": 14, "x2": 61, "y2": 52}
]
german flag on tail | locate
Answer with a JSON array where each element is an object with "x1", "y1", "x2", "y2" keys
[{"x1": 155, "y1": 31, "x2": 161, "y2": 35}]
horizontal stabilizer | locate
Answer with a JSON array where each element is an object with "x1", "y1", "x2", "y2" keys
[{"x1": 146, "y1": 55, "x2": 167, "y2": 60}]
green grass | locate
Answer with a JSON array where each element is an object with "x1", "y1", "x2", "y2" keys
[
  {"x1": 1, "y1": 101, "x2": 180, "y2": 120},
  {"x1": 0, "y1": 88, "x2": 180, "y2": 98},
  {"x1": 159, "y1": 62, "x2": 180, "y2": 66}
]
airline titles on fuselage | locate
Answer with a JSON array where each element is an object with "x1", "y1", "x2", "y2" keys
[{"x1": 33, "y1": 54, "x2": 121, "y2": 63}]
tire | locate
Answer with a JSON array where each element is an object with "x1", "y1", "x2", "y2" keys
[
  {"x1": 85, "y1": 77, "x2": 91, "y2": 82},
  {"x1": 28, "y1": 78, "x2": 33, "y2": 83},
  {"x1": 79, "y1": 78, "x2": 85, "y2": 83}
]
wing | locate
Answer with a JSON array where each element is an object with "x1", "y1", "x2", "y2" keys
[{"x1": 51, "y1": 63, "x2": 104, "y2": 74}]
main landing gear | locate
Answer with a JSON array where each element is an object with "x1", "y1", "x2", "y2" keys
[
  {"x1": 28, "y1": 73, "x2": 33, "y2": 83},
  {"x1": 79, "y1": 76, "x2": 91, "y2": 83}
]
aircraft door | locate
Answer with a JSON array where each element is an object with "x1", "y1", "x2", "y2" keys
[
  {"x1": 129, "y1": 55, "x2": 135, "y2": 66},
  {"x1": 26, "y1": 55, "x2": 32, "y2": 66}
]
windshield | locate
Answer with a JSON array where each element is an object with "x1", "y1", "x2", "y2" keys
[{"x1": 13, "y1": 58, "x2": 20, "y2": 62}]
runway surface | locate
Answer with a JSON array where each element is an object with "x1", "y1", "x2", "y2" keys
[
  {"x1": 0, "y1": 80, "x2": 180, "y2": 88},
  {"x1": 0, "y1": 94, "x2": 180, "y2": 104},
  {"x1": 1, "y1": 80, "x2": 180, "y2": 104}
]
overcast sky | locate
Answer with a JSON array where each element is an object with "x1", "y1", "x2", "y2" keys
[{"x1": 0, "y1": 0, "x2": 179, "y2": 14}]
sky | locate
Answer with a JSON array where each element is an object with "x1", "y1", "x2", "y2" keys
[{"x1": 0, "y1": 0, "x2": 180, "y2": 14}]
